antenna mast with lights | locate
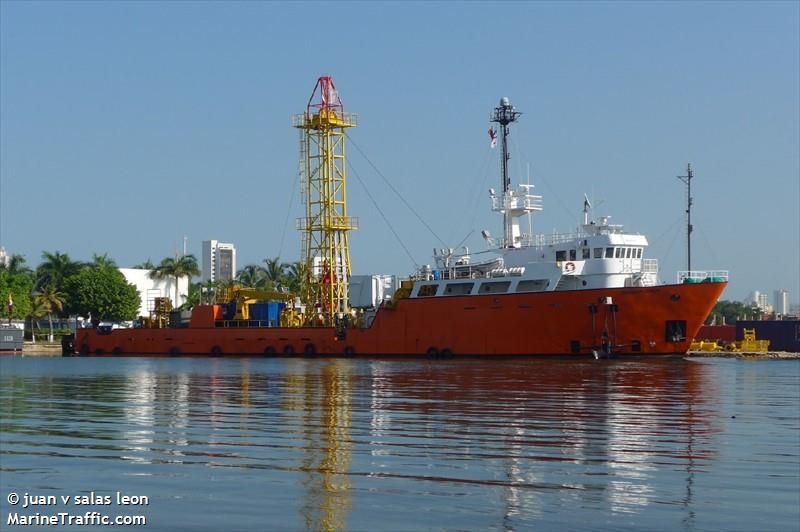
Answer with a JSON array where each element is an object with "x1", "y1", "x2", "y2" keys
[{"x1": 677, "y1": 163, "x2": 693, "y2": 272}]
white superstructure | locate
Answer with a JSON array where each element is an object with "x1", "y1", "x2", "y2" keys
[{"x1": 411, "y1": 196, "x2": 662, "y2": 298}]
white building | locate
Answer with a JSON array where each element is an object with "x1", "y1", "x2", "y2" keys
[
  {"x1": 744, "y1": 290, "x2": 772, "y2": 313},
  {"x1": 119, "y1": 268, "x2": 189, "y2": 316},
  {"x1": 774, "y1": 289, "x2": 789, "y2": 316},
  {"x1": 202, "y1": 240, "x2": 236, "y2": 283},
  {"x1": 0, "y1": 247, "x2": 9, "y2": 268}
]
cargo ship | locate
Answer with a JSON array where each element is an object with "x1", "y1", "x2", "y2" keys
[{"x1": 67, "y1": 76, "x2": 727, "y2": 358}]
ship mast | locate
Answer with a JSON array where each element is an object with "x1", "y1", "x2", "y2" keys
[
  {"x1": 677, "y1": 163, "x2": 693, "y2": 272},
  {"x1": 491, "y1": 98, "x2": 522, "y2": 247}
]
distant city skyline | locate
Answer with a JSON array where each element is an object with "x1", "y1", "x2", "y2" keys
[{"x1": 1, "y1": 2, "x2": 798, "y2": 302}]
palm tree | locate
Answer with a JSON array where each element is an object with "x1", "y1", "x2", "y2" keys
[
  {"x1": 133, "y1": 259, "x2": 156, "y2": 269},
  {"x1": 236, "y1": 264, "x2": 266, "y2": 288},
  {"x1": 0, "y1": 254, "x2": 32, "y2": 277},
  {"x1": 284, "y1": 261, "x2": 306, "y2": 293},
  {"x1": 262, "y1": 257, "x2": 287, "y2": 290},
  {"x1": 149, "y1": 254, "x2": 200, "y2": 306},
  {"x1": 28, "y1": 297, "x2": 49, "y2": 344},
  {"x1": 34, "y1": 286, "x2": 65, "y2": 342},
  {"x1": 36, "y1": 251, "x2": 81, "y2": 291},
  {"x1": 91, "y1": 253, "x2": 117, "y2": 269}
]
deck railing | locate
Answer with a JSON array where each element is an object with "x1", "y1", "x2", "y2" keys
[{"x1": 677, "y1": 270, "x2": 729, "y2": 284}]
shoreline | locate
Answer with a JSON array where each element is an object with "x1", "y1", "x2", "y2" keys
[{"x1": 686, "y1": 350, "x2": 799, "y2": 360}]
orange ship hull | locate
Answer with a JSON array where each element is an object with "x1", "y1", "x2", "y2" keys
[{"x1": 72, "y1": 282, "x2": 725, "y2": 357}]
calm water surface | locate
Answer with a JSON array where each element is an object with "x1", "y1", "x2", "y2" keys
[{"x1": 1, "y1": 356, "x2": 798, "y2": 531}]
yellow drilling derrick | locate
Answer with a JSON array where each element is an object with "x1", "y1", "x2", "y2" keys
[{"x1": 293, "y1": 76, "x2": 358, "y2": 326}]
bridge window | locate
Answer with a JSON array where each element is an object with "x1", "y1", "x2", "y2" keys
[
  {"x1": 479, "y1": 281, "x2": 511, "y2": 294},
  {"x1": 417, "y1": 284, "x2": 439, "y2": 297},
  {"x1": 556, "y1": 250, "x2": 566, "y2": 261},
  {"x1": 444, "y1": 282, "x2": 474, "y2": 295},
  {"x1": 517, "y1": 279, "x2": 549, "y2": 293},
  {"x1": 626, "y1": 248, "x2": 632, "y2": 258},
  {"x1": 615, "y1": 247, "x2": 622, "y2": 258},
  {"x1": 606, "y1": 247, "x2": 614, "y2": 258},
  {"x1": 569, "y1": 250, "x2": 577, "y2": 261},
  {"x1": 637, "y1": 248, "x2": 643, "y2": 258},
  {"x1": 582, "y1": 248, "x2": 590, "y2": 259},
  {"x1": 593, "y1": 248, "x2": 603, "y2": 258}
]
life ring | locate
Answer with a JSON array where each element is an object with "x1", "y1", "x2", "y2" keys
[
  {"x1": 283, "y1": 345, "x2": 295, "y2": 355},
  {"x1": 304, "y1": 343, "x2": 317, "y2": 356},
  {"x1": 343, "y1": 346, "x2": 356, "y2": 357},
  {"x1": 426, "y1": 347, "x2": 439, "y2": 358},
  {"x1": 264, "y1": 346, "x2": 277, "y2": 356},
  {"x1": 169, "y1": 347, "x2": 181, "y2": 356},
  {"x1": 210, "y1": 346, "x2": 223, "y2": 356},
  {"x1": 112, "y1": 347, "x2": 123, "y2": 355},
  {"x1": 564, "y1": 261, "x2": 576, "y2": 273}
]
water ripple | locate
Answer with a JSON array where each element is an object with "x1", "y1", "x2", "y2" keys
[{"x1": 1, "y1": 357, "x2": 798, "y2": 531}]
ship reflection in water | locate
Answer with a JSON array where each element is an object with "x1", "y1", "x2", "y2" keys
[{"x1": 1, "y1": 357, "x2": 798, "y2": 531}]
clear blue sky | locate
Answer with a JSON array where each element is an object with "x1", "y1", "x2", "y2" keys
[{"x1": 1, "y1": 1, "x2": 798, "y2": 303}]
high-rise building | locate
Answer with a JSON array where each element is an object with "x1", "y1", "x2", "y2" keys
[
  {"x1": 202, "y1": 240, "x2": 237, "y2": 283},
  {"x1": 745, "y1": 291, "x2": 772, "y2": 313},
  {"x1": 757, "y1": 293, "x2": 770, "y2": 313},
  {"x1": 774, "y1": 289, "x2": 789, "y2": 316}
]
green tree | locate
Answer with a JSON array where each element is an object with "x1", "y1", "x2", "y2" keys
[
  {"x1": 236, "y1": 264, "x2": 267, "y2": 288},
  {"x1": 284, "y1": 261, "x2": 306, "y2": 293},
  {"x1": 63, "y1": 267, "x2": 140, "y2": 324},
  {"x1": 149, "y1": 254, "x2": 200, "y2": 306},
  {"x1": 91, "y1": 253, "x2": 117, "y2": 269},
  {"x1": 36, "y1": 251, "x2": 81, "y2": 292},
  {"x1": 34, "y1": 286, "x2": 66, "y2": 342},
  {"x1": 0, "y1": 270, "x2": 33, "y2": 321},
  {"x1": 262, "y1": 257, "x2": 287, "y2": 290},
  {"x1": 28, "y1": 297, "x2": 49, "y2": 343},
  {"x1": 0, "y1": 254, "x2": 33, "y2": 277},
  {"x1": 706, "y1": 300, "x2": 761, "y2": 325},
  {"x1": 133, "y1": 259, "x2": 155, "y2": 269}
]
